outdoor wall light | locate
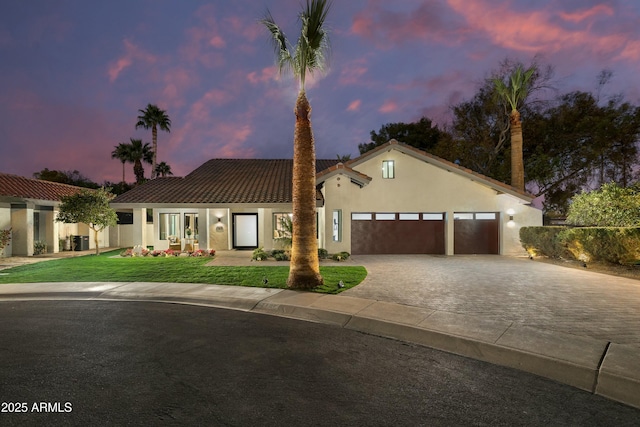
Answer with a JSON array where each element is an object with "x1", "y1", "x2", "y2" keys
[
  {"x1": 215, "y1": 217, "x2": 224, "y2": 232},
  {"x1": 506, "y1": 209, "x2": 516, "y2": 228}
]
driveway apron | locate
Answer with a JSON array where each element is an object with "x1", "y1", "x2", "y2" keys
[{"x1": 344, "y1": 255, "x2": 640, "y2": 346}]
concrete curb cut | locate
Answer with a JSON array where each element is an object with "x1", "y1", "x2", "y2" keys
[{"x1": 0, "y1": 282, "x2": 638, "y2": 410}]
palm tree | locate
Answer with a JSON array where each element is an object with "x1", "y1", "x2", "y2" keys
[
  {"x1": 111, "y1": 143, "x2": 131, "y2": 184},
  {"x1": 261, "y1": 0, "x2": 332, "y2": 289},
  {"x1": 127, "y1": 138, "x2": 153, "y2": 184},
  {"x1": 493, "y1": 65, "x2": 536, "y2": 191},
  {"x1": 154, "y1": 161, "x2": 173, "y2": 178},
  {"x1": 136, "y1": 104, "x2": 171, "y2": 178}
]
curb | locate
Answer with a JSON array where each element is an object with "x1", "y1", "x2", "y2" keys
[{"x1": 0, "y1": 282, "x2": 638, "y2": 410}]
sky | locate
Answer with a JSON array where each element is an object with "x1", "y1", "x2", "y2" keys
[{"x1": 1, "y1": 0, "x2": 639, "y2": 184}]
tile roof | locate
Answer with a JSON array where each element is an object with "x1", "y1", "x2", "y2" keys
[
  {"x1": 0, "y1": 173, "x2": 87, "y2": 202},
  {"x1": 316, "y1": 162, "x2": 372, "y2": 187},
  {"x1": 346, "y1": 140, "x2": 536, "y2": 202},
  {"x1": 111, "y1": 159, "x2": 340, "y2": 204}
]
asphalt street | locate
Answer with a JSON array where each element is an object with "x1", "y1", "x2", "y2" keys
[{"x1": 0, "y1": 301, "x2": 638, "y2": 426}]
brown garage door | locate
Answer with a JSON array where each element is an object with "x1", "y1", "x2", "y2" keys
[
  {"x1": 351, "y1": 213, "x2": 445, "y2": 255},
  {"x1": 453, "y1": 212, "x2": 499, "y2": 254}
]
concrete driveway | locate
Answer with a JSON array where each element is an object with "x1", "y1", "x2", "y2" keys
[{"x1": 344, "y1": 255, "x2": 640, "y2": 346}]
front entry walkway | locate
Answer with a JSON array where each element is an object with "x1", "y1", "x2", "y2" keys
[{"x1": 344, "y1": 255, "x2": 640, "y2": 346}]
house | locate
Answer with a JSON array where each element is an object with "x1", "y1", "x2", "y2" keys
[
  {"x1": 111, "y1": 140, "x2": 542, "y2": 256},
  {"x1": 0, "y1": 173, "x2": 111, "y2": 256}
]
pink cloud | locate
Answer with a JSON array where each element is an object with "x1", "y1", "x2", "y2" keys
[
  {"x1": 247, "y1": 67, "x2": 278, "y2": 84},
  {"x1": 160, "y1": 67, "x2": 198, "y2": 108},
  {"x1": 347, "y1": 99, "x2": 361, "y2": 112},
  {"x1": 379, "y1": 100, "x2": 398, "y2": 114},
  {"x1": 350, "y1": 1, "x2": 465, "y2": 48},
  {"x1": 107, "y1": 39, "x2": 157, "y2": 82},
  {"x1": 446, "y1": 0, "x2": 640, "y2": 61},
  {"x1": 339, "y1": 58, "x2": 370, "y2": 85},
  {"x1": 559, "y1": 4, "x2": 613, "y2": 23},
  {"x1": 209, "y1": 35, "x2": 225, "y2": 49}
]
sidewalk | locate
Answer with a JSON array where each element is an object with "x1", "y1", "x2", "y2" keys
[{"x1": 0, "y1": 279, "x2": 638, "y2": 410}]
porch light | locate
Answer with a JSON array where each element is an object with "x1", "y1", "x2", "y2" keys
[
  {"x1": 215, "y1": 217, "x2": 224, "y2": 232},
  {"x1": 506, "y1": 209, "x2": 515, "y2": 228}
]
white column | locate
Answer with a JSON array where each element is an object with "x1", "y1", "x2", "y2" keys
[
  {"x1": 446, "y1": 210, "x2": 455, "y2": 256},
  {"x1": 132, "y1": 208, "x2": 147, "y2": 247}
]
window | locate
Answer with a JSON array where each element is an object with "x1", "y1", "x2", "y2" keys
[
  {"x1": 273, "y1": 213, "x2": 292, "y2": 239},
  {"x1": 352, "y1": 213, "x2": 372, "y2": 220},
  {"x1": 184, "y1": 213, "x2": 198, "y2": 239},
  {"x1": 332, "y1": 210, "x2": 342, "y2": 242},
  {"x1": 453, "y1": 213, "x2": 474, "y2": 220},
  {"x1": 399, "y1": 213, "x2": 419, "y2": 220},
  {"x1": 476, "y1": 213, "x2": 496, "y2": 220},
  {"x1": 117, "y1": 212, "x2": 134, "y2": 225},
  {"x1": 382, "y1": 160, "x2": 395, "y2": 179},
  {"x1": 375, "y1": 213, "x2": 396, "y2": 220},
  {"x1": 159, "y1": 213, "x2": 179, "y2": 240},
  {"x1": 423, "y1": 213, "x2": 444, "y2": 221}
]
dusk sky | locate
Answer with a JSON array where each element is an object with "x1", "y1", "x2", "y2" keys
[{"x1": 2, "y1": 0, "x2": 640, "y2": 184}]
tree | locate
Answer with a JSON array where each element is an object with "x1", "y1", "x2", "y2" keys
[
  {"x1": 359, "y1": 117, "x2": 446, "y2": 154},
  {"x1": 33, "y1": 168, "x2": 99, "y2": 189},
  {"x1": 566, "y1": 183, "x2": 640, "y2": 227},
  {"x1": 261, "y1": 0, "x2": 332, "y2": 289},
  {"x1": 111, "y1": 143, "x2": 131, "y2": 184},
  {"x1": 127, "y1": 138, "x2": 153, "y2": 184},
  {"x1": 336, "y1": 154, "x2": 351, "y2": 162},
  {"x1": 136, "y1": 104, "x2": 171, "y2": 178},
  {"x1": 493, "y1": 64, "x2": 537, "y2": 191},
  {"x1": 0, "y1": 228, "x2": 11, "y2": 257},
  {"x1": 154, "y1": 161, "x2": 173, "y2": 178},
  {"x1": 524, "y1": 90, "x2": 640, "y2": 213},
  {"x1": 56, "y1": 188, "x2": 118, "y2": 255}
]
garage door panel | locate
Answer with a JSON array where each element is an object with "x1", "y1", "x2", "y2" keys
[
  {"x1": 351, "y1": 216, "x2": 444, "y2": 255},
  {"x1": 454, "y1": 214, "x2": 499, "y2": 254}
]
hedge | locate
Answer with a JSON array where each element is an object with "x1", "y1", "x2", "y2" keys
[{"x1": 520, "y1": 226, "x2": 640, "y2": 265}]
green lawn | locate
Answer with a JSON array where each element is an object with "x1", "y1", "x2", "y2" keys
[{"x1": 0, "y1": 250, "x2": 367, "y2": 294}]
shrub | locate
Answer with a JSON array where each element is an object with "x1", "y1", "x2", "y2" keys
[
  {"x1": 519, "y1": 226, "x2": 568, "y2": 258},
  {"x1": 318, "y1": 248, "x2": 329, "y2": 259},
  {"x1": 559, "y1": 227, "x2": 640, "y2": 264},
  {"x1": 566, "y1": 183, "x2": 640, "y2": 227},
  {"x1": 189, "y1": 249, "x2": 216, "y2": 257},
  {"x1": 0, "y1": 229, "x2": 11, "y2": 256},
  {"x1": 120, "y1": 248, "x2": 133, "y2": 257},
  {"x1": 34, "y1": 241, "x2": 47, "y2": 255},
  {"x1": 332, "y1": 251, "x2": 350, "y2": 261},
  {"x1": 521, "y1": 226, "x2": 640, "y2": 265},
  {"x1": 252, "y1": 247, "x2": 269, "y2": 261},
  {"x1": 273, "y1": 251, "x2": 289, "y2": 261}
]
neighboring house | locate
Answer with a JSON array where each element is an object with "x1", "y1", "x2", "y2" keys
[
  {"x1": 0, "y1": 173, "x2": 110, "y2": 256},
  {"x1": 111, "y1": 140, "x2": 542, "y2": 256}
]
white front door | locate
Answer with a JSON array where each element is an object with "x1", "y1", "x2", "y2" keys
[{"x1": 233, "y1": 214, "x2": 258, "y2": 248}]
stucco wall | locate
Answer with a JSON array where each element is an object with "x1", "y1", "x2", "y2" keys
[
  {"x1": 322, "y1": 148, "x2": 542, "y2": 255},
  {"x1": 0, "y1": 204, "x2": 12, "y2": 257}
]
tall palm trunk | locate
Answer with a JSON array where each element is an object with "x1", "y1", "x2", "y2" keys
[
  {"x1": 121, "y1": 160, "x2": 126, "y2": 184},
  {"x1": 152, "y1": 125, "x2": 158, "y2": 178},
  {"x1": 510, "y1": 110, "x2": 525, "y2": 191},
  {"x1": 134, "y1": 160, "x2": 144, "y2": 184},
  {"x1": 288, "y1": 91, "x2": 323, "y2": 289}
]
